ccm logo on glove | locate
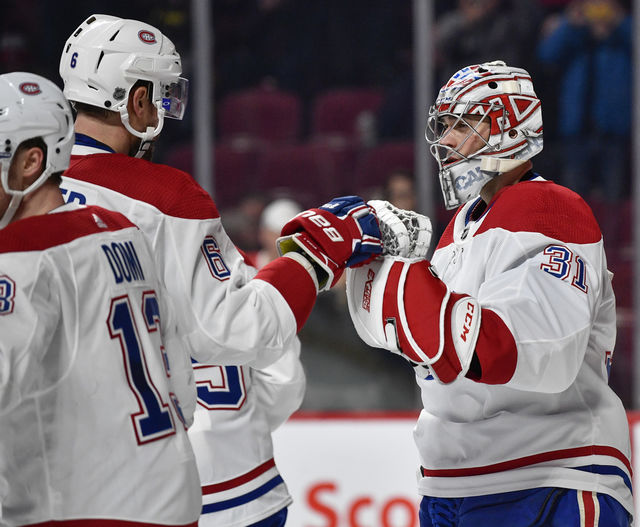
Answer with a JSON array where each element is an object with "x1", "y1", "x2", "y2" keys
[{"x1": 299, "y1": 210, "x2": 344, "y2": 242}]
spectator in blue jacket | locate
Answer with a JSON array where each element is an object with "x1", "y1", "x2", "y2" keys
[{"x1": 537, "y1": 0, "x2": 631, "y2": 201}]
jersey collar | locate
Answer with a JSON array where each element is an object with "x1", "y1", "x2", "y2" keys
[{"x1": 72, "y1": 133, "x2": 116, "y2": 156}]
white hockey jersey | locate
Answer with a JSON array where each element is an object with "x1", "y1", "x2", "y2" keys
[
  {"x1": 0, "y1": 204, "x2": 201, "y2": 526},
  {"x1": 189, "y1": 338, "x2": 305, "y2": 526},
  {"x1": 412, "y1": 177, "x2": 632, "y2": 515},
  {"x1": 60, "y1": 142, "x2": 317, "y2": 370},
  {"x1": 60, "y1": 141, "x2": 310, "y2": 525}
]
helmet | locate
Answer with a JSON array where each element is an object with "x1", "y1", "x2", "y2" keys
[
  {"x1": 425, "y1": 61, "x2": 543, "y2": 209},
  {"x1": 59, "y1": 14, "x2": 188, "y2": 156},
  {"x1": 0, "y1": 72, "x2": 74, "y2": 228}
]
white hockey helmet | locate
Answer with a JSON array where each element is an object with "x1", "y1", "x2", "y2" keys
[
  {"x1": 59, "y1": 14, "x2": 188, "y2": 156},
  {"x1": 0, "y1": 72, "x2": 74, "y2": 228},
  {"x1": 425, "y1": 61, "x2": 543, "y2": 209}
]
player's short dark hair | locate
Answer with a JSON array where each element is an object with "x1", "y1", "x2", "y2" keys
[
  {"x1": 72, "y1": 101, "x2": 111, "y2": 119},
  {"x1": 72, "y1": 79, "x2": 153, "y2": 118}
]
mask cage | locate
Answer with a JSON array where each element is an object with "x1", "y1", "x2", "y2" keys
[{"x1": 425, "y1": 100, "x2": 506, "y2": 171}]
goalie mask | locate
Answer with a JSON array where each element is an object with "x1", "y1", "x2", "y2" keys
[
  {"x1": 59, "y1": 14, "x2": 188, "y2": 157},
  {"x1": 0, "y1": 72, "x2": 74, "y2": 229},
  {"x1": 425, "y1": 61, "x2": 543, "y2": 209}
]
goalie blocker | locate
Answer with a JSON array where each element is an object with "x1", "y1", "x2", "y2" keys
[{"x1": 346, "y1": 257, "x2": 517, "y2": 384}]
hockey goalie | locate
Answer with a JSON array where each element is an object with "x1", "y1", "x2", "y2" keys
[{"x1": 344, "y1": 61, "x2": 632, "y2": 526}]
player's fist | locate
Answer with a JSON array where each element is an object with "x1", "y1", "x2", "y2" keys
[{"x1": 277, "y1": 196, "x2": 382, "y2": 292}]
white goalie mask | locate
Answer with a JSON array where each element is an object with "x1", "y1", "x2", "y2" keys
[
  {"x1": 0, "y1": 72, "x2": 74, "y2": 229},
  {"x1": 59, "y1": 14, "x2": 188, "y2": 157},
  {"x1": 425, "y1": 61, "x2": 543, "y2": 209}
]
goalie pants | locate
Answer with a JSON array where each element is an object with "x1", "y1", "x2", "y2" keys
[{"x1": 419, "y1": 488, "x2": 630, "y2": 527}]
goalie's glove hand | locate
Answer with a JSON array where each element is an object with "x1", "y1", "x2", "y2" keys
[
  {"x1": 277, "y1": 196, "x2": 382, "y2": 292},
  {"x1": 368, "y1": 200, "x2": 432, "y2": 259}
]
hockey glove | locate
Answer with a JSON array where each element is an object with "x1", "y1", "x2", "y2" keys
[
  {"x1": 277, "y1": 196, "x2": 382, "y2": 292},
  {"x1": 368, "y1": 200, "x2": 432, "y2": 259},
  {"x1": 347, "y1": 257, "x2": 481, "y2": 383}
]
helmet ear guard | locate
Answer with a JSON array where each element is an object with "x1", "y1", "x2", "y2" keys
[
  {"x1": 0, "y1": 72, "x2": 75, "y2": 228},
  {"x1": 426, "y1": 60, "x2": 543, "y2": 209}
]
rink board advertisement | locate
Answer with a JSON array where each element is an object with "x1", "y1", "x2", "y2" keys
[
  {"x1": 273, "y1": 413, "x2": 421, "y2": 527},
  {"x1": 274, "y1": 412, "x2": 640, "y2": 527}
]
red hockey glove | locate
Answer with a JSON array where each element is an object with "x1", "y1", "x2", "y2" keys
[{"x1": 277, "y1": 196, "x2": 382, "y2": 292}]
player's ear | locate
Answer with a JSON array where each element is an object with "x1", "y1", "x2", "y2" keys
[
  {"x1": 128, "y1": 85, "x2": 149, "y2": 118},
  {"x1": 19, "y1": 147, "x2": 45, "y2": 186}
]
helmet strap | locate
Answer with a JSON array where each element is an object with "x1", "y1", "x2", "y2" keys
[
  {"x1": 0, "y1": 161, "x2": 55, "y2": 229},
  {"x1": 480, "y1": 157, "x2": 527, "y2": 175},
  {"x1": 0, "y1": 194, "x2": 22, "y2": 229},
  {"x1": 119, "y1": 104, "x2": 166, "y2": 158}
]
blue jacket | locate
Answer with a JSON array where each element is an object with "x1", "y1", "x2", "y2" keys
[{"x1": 537, "y1": 16, "x2": 631, "y2": 137}]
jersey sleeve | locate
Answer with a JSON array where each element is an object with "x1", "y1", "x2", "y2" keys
[
  {"x1": 156, "y1": 280, "x2": 197, "y2": 428},
  {"x1": 0, "y1": 262, "x2": 61, "y2": 415},
  {"x1": 475, "y1": 229, "x2": 607, "y2": 392},
  {"x1": 251, "y1": 336, "x2": 306, "y2": 431},
  {"x1": 62, "y1": 160, "x2": 317, "y2": 369},
  {"x1": 156, "y1": 213, "x2": 316, "y2": 369}
]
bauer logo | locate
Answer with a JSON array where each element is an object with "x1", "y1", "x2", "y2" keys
[
  {"x1": 362, "y1": 268, "x2": 375, "y2": 312},
  {"x1": 138, "y1": 30, "x2": 157, "y2": 44},
  {"x1": 19, "y1": 82, "x2": 41, "y2": 95}
]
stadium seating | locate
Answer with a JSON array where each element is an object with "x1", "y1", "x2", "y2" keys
[
  {"x1": 164, "y1": 142, "x2": 259, "y2": 207},
  {"x1": 218, "y1": 85, "x2": 302, "y2": 146},
  {"x1": 310, "y1": 88, "x2": 384, "y2": 146},
  {"x1": 254, "y1": 142, "x2": 348, "y2": 206},
  {"x1": 353, "y1": 140, "x2": 414, "y2": 195}
]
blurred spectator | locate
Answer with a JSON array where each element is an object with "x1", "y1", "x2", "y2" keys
[
  {"x1": 384, "y1": 170, "x2": 417, "y2": 211},
  {"x1": 537, "y1": 0, "x2": 631, "y2": 202},
  {"x1": 434, "y1": 0, "x2": 543, "y2": 86},
  {"x1": 251, "y1": 197, "x2": 302, "y2": 268},
  {"x1": 220, "y1": 192, "x2": 266, "y2": 253}
]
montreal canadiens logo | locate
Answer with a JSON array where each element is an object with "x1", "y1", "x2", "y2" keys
[
  {"x1": 19, "y1": 82, "x2": 41, "y2": 95},
  {"x1": 138, "y1": 30, "x2": 156, "y2": 44}
]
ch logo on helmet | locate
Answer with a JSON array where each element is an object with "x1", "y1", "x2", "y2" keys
[
  {"x1": 138, "y1": 30, "x2": 157, "y2": 44},
  {"x1": 19, "y1": 83, "x2": 41, "y2": 96}
]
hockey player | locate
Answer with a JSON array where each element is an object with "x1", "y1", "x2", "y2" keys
[
  {"x1": 190, "y1": 341, "x2": 305, "y2": 526},
  {"x1": 0, "y1": 72, "x2": 201, "y2": 525},
  {"x1": 345, "y1": 61, "x2": 632, "y2": 526},
  {"x1": 190, "y1": 205, "x2": 305, "y2": 527},
  {"x1": 57, "y1": 14, "x2": 381, "y2": 526}
]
